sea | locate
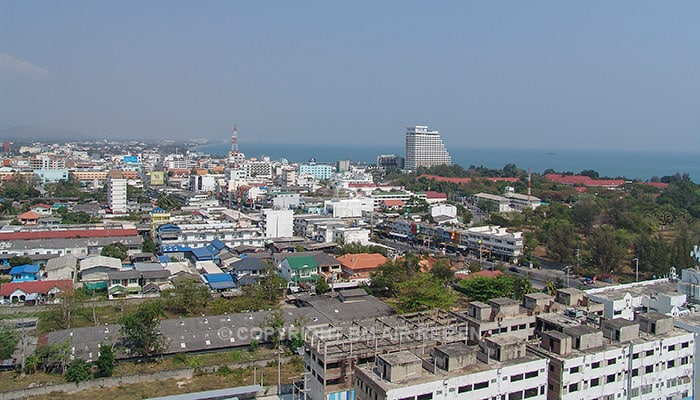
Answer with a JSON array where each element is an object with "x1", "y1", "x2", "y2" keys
[{"x1": 193, "y1": 143, "x2": 699, "y2": 183}]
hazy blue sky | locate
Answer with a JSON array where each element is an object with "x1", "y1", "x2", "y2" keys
[{"x1": 1, "y1": 1, "x2": 699, "y2": 151}]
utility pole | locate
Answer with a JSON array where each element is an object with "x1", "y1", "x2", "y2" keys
[{"x1": 633, "y1": 258, "x2": 639, "y2": 282}]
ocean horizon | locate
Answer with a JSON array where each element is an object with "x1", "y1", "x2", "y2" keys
[{"x1": 193, "y1": 142, "x2": 699, "y2": 183}]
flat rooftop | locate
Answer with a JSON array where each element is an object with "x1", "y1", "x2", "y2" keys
[{"x1": 585, "y1": 279, "x2": 679, "y2": 301}]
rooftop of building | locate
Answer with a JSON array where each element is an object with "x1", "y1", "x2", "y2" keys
[{"x1": 585, "y1": 278, "x2": 680, "y2": 301}]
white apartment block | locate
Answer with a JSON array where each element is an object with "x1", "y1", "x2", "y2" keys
[
  {"x1": 156, "y1": 222, "x2": 264, "y2": 249},
  {"x1": 272, "y1": 192, "x2": 301, "y2": 210},
  {"x1": 460, "y1": 225, "x2": 524, "y2": 262},
  {"x1": 261, "y1": 208, "x2": 294, "y2": 238},
  {"x1": 243, "y1": 159, "x2": 273, "y2": 179},
  {"x1": 430, "y1": 203, "x2": 457, "y2": 218},
  {"x1": 331, "y1": 226, "x2": 370, "y2": 245},
  {"x1": 324, "y1": 198, "x2": 374, "y2": 218},
  {"x1": 189, "y1": 174, "x2": 223, "y2": 193},
  {"x1": 354, "y1": 339, "x2": 548, "y2": 400},
  {"x1": 529, "y1": 313, "x2": 693, "y2": 400},
  {"x1": 586, "y1": 279, "x2": 686, "y2": 321},
  {"x1": 404, "y1": 125, "x2": 451, "y2": 170},
  {"x1": 107, "y1": 171, "x2": 128, "y2": 213}
]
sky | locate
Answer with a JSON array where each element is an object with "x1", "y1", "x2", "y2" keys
[{"x1": 1, "y1": 1, "x2": 699, "y2": 151}]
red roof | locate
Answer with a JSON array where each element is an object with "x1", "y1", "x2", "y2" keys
[
  {"x1": 420, "y1": 175, "x2": 472, "y2": 184},
  {"x1": 544, "y1": 174, "x2": 625, "y2": 187},
  {"x1": 31, "y1": 204, "x2": 52, "y2": 209},
  {"x1": 348, "y1": 183, "x2": 378, "y2": 188},
  {"x1": 424, "y1": 191, "x2": 447, "y2": 200},
  {"x1": 420, "y1": 175, "x2": 519, "y2": 184},
  {"x1": 0, "y1": 280, "x2": 73, "y2": 297},
  {"x1": 18, "y1": 211, "x2": 40, "y2": 220},
  {"x1": 640, "y1": 182, "x2": 669, "y2": 189},
  {"x1": 0, "y1": 228, "x2": 139, "y2": 241},
  {"x1": 382, "y1": 200, "x2": 404, "y2": 207}
]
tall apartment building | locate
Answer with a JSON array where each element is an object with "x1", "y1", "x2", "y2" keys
[
  {"x1": 354, "y1": 339, "x2": 548, "y2": 400},
  {"x1": 106, "y1": 170, "x2": 127, "y2": 213},
  {"x1": 404, "y1": 125, "x2": 451, "y2": 170}
]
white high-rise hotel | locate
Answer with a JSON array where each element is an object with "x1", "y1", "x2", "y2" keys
[{"x1": 405, "y1": 125, "x2": 451, "y2": 170}]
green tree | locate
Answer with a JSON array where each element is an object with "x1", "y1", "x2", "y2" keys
[
  {"x1": 634, "y1": 232, "x2": 673, "y2": 277},
  {"x1": 455, "y1": 275, "x2": 515, "y2": 302},
  {"x1": 314, "y1": 277, "x2": 330, "y2": 295},
  {"x1": 543, "y1": 219, "x2": 577, "y2": 263},
  {"x1": 119, "y1": 301, "x2": 165, "y2": 359},
  {"x1": 162, "y1": 279, "x2": 211, "y2": 315},
  {"x1": 587, "y1": 226, "x2": 629, "y2": 276},
  {"x1": 100, "y1": 242, "x2": 128, "y2": 260},
  {"x1": 65, "y1": 358, "x2": 92, "y2": 383},
  {"x1": 9, "y1": 255, "x2": 33, "y2": 267},
  {"x1": 395, "y1": 273, "x2": 456, "y2": 312},
  {"x1": 673, "y1": 223, "x2": 695, "y2": 270},
  {"x1": 512, "y1": 276, "x2": 534, "y2": 300},
  {"x1": 369, "y1": 255, "x2": 421, "y2": 297},
  {"x1": 571, "y1": 198, "x2": 600, "y2": 235},
  {"x1": 430, "y1": 258, "x2": 455, "y2": 286},
  {"x1": 0, "y1": 327, "x2": 19, "y2": 360},
  {"x1": 141, "y1": 234, "x2": 158, "y2": 253},
  {"x1": 94, "y1": 343, "x2": 115, "y2": 378}
]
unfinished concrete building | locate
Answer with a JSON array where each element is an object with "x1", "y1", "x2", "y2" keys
[{"x1": 303, "y1": 310, "x2": 470, "y2": 400}]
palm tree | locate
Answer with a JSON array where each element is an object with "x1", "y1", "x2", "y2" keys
[{"x1": 543, "y1": 280, "x2": 558, "y2": 296}]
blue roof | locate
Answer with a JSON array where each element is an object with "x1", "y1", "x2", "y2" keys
[
  {"x1": 151, "y1": 207, "x2": 168, "y2": 214},
  {"x1": 158, "y1": 255, "x2": 171, "y2": 263},
  {"x1": 9, "y1": 264, "x2": 40, "y2": 275},
  {"x1": 161, "y1": 244, "x2": 191, "y2": 253},
  {"x1": 210, "y1": 239, "x2": 226, "y2": 251},
  {"x1": 191, "y1": 247, "x2": 214, "y2": 261},
  {"x1": 157, "y1": 223, "x2": 181, "y2": 233},
  {"x1": 203, "y1": 273, "x2": 236, "y2": 290}
]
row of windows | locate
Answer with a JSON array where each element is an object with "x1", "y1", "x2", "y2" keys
[{"x1": 510, "y1": 370, "x2": 539, "y2": 382}]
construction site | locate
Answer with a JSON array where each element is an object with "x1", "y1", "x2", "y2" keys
[{"x1": 302, "y1": 309, "x2": 471, "y2": 400}]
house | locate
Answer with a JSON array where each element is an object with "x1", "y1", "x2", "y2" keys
[
  {"x1": 30, "y1": 204, "x2": 53, "y2": 217},
  {"x1": 133, "y1": 262, "x2": 170, "y2": 287},
  {"x1": 79, "y1": 255, "x2": 122, "y2": 290},
  {"x1": 0, "y1": 280, "x2": 73, "y2": 304},
  {"x1": 9, "y1": 264, "x2": 40, "y2": 282},
  {"x1": 202, "y1": 273, "x2": 236, "y2": 292},
  {"x1": 44, "y1": 254, "x2": 78, "y2": 281},
  {"x1": 108, "y1": 269, "x2": 141, "y2": 298},
  {"x1": 281, "y1": 255, "x2": 319, "y2": 284},
  {"x1": 18, "y1": 211, "x2": 40, "y2": 225},
  {"x1": 315, "y1": 252, "x2": 343, "y2": 279},
  {"x1": 231, "y1": 257, "x2": 267, "y2": 285},
  {"x1": 337, "y1": 253, "x2": 388, "y2": 283}
]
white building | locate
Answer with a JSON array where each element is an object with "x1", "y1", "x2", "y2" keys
[
  {"x1": 586, "y1": 278, "x2": 686, "y2": 321},
  {"x1": 529, "y1": 313, "x2": 693, "y2": 400},
  {"x1": 272, "y1": 192, "x2": 301, "y2": 210},
  {"x1": 324, "y1": 198, "x2": 374, "y2": 218},
  {"x1": 261, "y1": 209, "x2": 294, "y2": 238},
  {"x1": 404, "y1": 125, "x2": 451, "y2": 170},
  {"x1": 461, "y1": 225, "x2": 524, "y2": 262},
  {"x1": 354, "y1": 339, "x2": 548, "y2": 400},
  {"x1": 107, "y1": 170, "x2": 128, "y2": 213},
  {"x1": 430, "y1": 203, "x2": 457, "y2": 218},
  {"x1": 331, "y1": 226, "x2": 370, "y2": 245}
]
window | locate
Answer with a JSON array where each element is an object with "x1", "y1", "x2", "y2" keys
[
  {"x1": 569, "y1": 383, "x2": 579, "y2": 393},
  {"x1": 632, "y1": 368, "x2": 639, "y2": 377},
  {"x1": 681, "y1": 356, "x2": 689, "y2": 365},
  {"x1": 607, "y1": 358, "x2": 616, "y2": 366},
  {"x1": 606, "y1": 374, "x2": 615, "y2": 383},
  {"x1": 417, "y1": 393, "x2": 432, "y2": 400},
  {"x1": 632, "y1": 353, "x2": 640, "y2": 360},
  {"x1": 569, "y1": 366, "x2": 580, "y2": 374},
  {"x1": 591, "y1": 361, "x2": 600, "y2": 369},
  {"x1": 458, "y1": 385, "x2": 472, "y2": 394},
  {"x1": 668, "y1": 344, "x2": 676, "y2": 351},
  {"x1": 525, "y1": 371, "x2": 539, "y2": 379},
  {"x1": 646, "y1": 350, "x2": 654, "y2": 356},
  {"x1": 511, "y1": 374, "x2": 524, "y2": 382},
  {"x1": 667, "y1": 360, "x2": 675, "y2": 368},
  {"x1": 591, "y1": 378, "x2": 600, "y2": 387},
  {"x1": 682, "y1": 341, "x2": 689, "y2": 348},
  {"x1": 645, "y1": 365, "x2": 654, "y2": 374},
  {"x1": 524, "y1": 388, "x2": 538, "y2": 398},
  {"x1": 508, "y1": 391, "x2": 523, "y2": 400},
  {"x1": 474, "y1": 381, "x2": 489, "y2": 390}
]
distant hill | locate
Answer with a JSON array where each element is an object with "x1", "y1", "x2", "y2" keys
[{"x1": 0, "y1": 126, "x2": 94, "y2": 142}]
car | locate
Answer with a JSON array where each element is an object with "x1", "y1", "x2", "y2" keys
[{"x1": 509, "y1": 266, "x2": 520, "y2": 273}]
